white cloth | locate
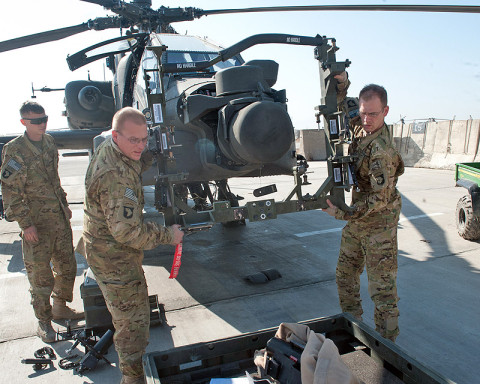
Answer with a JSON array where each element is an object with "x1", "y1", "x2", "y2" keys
[{"x1": 274, "y1": 323, "x2": 360, "y2": 384}]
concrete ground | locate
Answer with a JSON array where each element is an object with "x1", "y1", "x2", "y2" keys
[{"x1": 0, "y1": 155, "x2": 478, "y2": 384}]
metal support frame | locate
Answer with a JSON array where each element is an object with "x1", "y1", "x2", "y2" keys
[{"x1": 147, "y1": 34, "x2": 358, "y2": 228}]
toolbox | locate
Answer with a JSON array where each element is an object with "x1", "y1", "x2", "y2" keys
[
  {"x1": 143, "y1": 313, "x2": 452, "y2": 384},
  {"x1": 80, "y1": 268, "x2": 163, "y2": 330}
]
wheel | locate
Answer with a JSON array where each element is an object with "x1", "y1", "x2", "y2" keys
[{"x1": 456, "y1": 195, "x2": 480, "y2": 241}]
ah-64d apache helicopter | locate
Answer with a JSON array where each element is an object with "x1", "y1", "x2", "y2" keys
[{"x1": 0, "y1": 1, "x2": 479, "y2": 229}]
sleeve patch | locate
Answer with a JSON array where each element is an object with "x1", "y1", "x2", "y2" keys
[
  {"x1": 347, "y1": 99, "x2": 357, "y2": 108},
  {"x1": 371, "y1": 159, "x2": 382, "y2": 172},
  {"x1": 124, "y1": 187, "x2": 138, "y2": 204},
  {"x1": 375, "y1": 175, "x2": 385, "y2": 185},
  {"x1": 123, "y1": 206, "x2": 134, "y2": 219},
  {"x1": 2, "y1": 159, "x2": 22, "y2": 179},
  {"x1": 2, "y1": 169, "x2": 12, "y2": 179},
  {"x1": 7, "y1": 159, "x2": 22, "y2": 171}
]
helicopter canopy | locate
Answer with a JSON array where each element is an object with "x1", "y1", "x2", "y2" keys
[
  {"x1": 152, "y1": 34, "x2": 243, "y2": 73},
  {"x1": 68, "y1": 33, "x2": 243, "y2": 74}
]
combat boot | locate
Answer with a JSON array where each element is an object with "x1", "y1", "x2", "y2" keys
[
  {"x1": 52, "y1": 298, "x2": 84, "y2": 320},
  {"x1": 120, "y1": 375, "x2": 145, "y2": 384},
  {"x1": 36, "y1": 321, "x2": 57, "y2": 343}
]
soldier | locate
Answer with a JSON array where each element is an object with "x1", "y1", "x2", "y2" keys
[
  {"x1": 323, "y1": 73, "x2": 404, "y2": 342},
  {"x1": 0, "y1": 101, "x2": 83, "y2": 343},
  {"x1": 83, "y1": 107, "x2": 183, "y2": 384}
]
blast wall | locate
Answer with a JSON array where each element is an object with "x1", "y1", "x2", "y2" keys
[
  {"x1": 295, "y1": 129, "x2": 328, "y2": 161},
  {"x1": 391, "y1": 119, "x2": 480, "y2": 169},
  {"x1": 295, "y1": 119, "x2": 480, "y2": 169}
]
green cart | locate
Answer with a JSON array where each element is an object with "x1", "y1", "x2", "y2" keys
[{"x1": 455, "y1": 162, "x2": 480, "y2": 240}]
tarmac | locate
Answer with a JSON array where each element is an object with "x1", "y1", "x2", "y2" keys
[{"x1": 0, "y1": 155, "x2": 479, "y2": 384}]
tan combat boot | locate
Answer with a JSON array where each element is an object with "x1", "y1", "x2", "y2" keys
[
  {"x1": 120, "y1": 375, "x2": 145, "y2": 384},
  {"x1": 52, "y1": 298, "x2": 84, "y2": 320},
  {"x1": 37, "y1": 321, "x2": 57, "y2": 343}
]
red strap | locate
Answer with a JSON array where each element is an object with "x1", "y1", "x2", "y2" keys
[{"x1": 169, "y1": 243, "x2": 183, "y2": 279}]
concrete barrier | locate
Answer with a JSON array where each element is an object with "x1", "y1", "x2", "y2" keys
[
  {"x1": 392, "y1": 119, "x2": 480, "y2": 169},
  {"x1": 295, "y1": 119, "x2": 480, "y2": 169},
  {"x1": 295, "y1": 129, "x2": 327, "y2": 160}
]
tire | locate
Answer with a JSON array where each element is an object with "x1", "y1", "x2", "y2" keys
[{"x1": 456, "y1": 195, "x2": 480, "y2": 241}]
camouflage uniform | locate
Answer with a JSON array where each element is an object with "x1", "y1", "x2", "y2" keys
[
  {"x1": 0, "y1": 133, "x2": 76, "y2": 322},
  {"x1": 83, "y1": 137, "x2": 173, "y2": 378},
  {"x1": 334, "y1": 79, "x2": 405, "y2": 341}
]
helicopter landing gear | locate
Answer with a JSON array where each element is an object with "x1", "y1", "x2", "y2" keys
[{"x1": 187, "y1": 182, "x2": 214, "y2": 211}]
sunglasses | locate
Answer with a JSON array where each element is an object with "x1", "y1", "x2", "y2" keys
[{"x1": 22, "y1": 116, "x2": 48, "y2": 125}]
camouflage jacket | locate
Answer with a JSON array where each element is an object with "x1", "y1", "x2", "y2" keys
[
  {"x1": 1, "y1": 133, "x2": 68, "y2": 229},
  {"x1": 83, "y1": 137, "x2": 173, "y2": 250},
  {"x1": 335, "y1": 80, "x2": 404, "y2": 222},
  {"x1": 336, "y1": 78, "x2": 360, "y2": 121}
]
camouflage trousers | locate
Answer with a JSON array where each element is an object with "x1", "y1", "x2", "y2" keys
[
  {"x1": 336, "y1": 215, "x2": 400, "y2": 341},
  {"x1": 85, "y1": 238, "x2": 150, "y2": 378},
  {"x1": 22, "y1": 215, "x2": 76, "y2": 322}
]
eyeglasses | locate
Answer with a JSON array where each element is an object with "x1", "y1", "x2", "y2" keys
[
  {"x1": 117, "y1": 131, "x2": 148, "y2": 145},
  {"x1": 359, "y1": 110, "x2": 384, "y2": 119},
  {"x1": 22, "y1": 116, "x2": 48, "y2": 125}
]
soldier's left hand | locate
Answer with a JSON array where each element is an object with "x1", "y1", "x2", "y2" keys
[{"x1": 322, "y1": 199, "x2": 338, "y2": 217}]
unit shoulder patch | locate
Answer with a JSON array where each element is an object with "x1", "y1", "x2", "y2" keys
[
  {"x1": 123, "y1": 206, "x2": 134, "y2": 219},
  {"x1": 2, "y1": 159, "x2": 22, "y2": 179}
]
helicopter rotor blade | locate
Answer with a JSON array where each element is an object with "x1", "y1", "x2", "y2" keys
[
  {"x1": 197, "y1": 5, "x2": 480, "y2": 18},
  {"x1": 0, "y1": 17, "x2": 122, "y2": 53},
  {"x1": 1, "y1": 3, "x2": 478, "y2": 54},
  {"x1": 79, "y1": 0, "x2": 116, "y2": 7},
  {"x1": 0, "y1": 24, "x2": 90, "y2": 53}
]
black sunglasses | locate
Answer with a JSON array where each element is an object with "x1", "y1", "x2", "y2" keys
[{"x1": 22, "y1": 116, "x2": 48, "y2": 125}]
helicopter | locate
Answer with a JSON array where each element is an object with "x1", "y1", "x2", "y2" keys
[{"x1": 1, "y1": 1, "x2": 479, "y2": 229}]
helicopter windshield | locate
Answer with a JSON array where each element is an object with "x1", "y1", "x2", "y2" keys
[
  {"x1": 132, "y1": 34, "x2": 245, "y2": 110},
  {"x1": 165, "y1": 51, "x2": 241, "y2": 72},
  {"x1": 152, "y1": 34, "x2": 243, "y2": 73}
]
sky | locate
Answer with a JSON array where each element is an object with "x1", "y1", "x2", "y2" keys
[{"x1": 0, "y1": 0, "x2": 479, "y2": 135}]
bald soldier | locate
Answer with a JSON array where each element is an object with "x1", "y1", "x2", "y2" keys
[
  {"x1": 83, "y1": 107, "x2": 183, "y2": 384},
  {"x1": 323, "y1": 73, "x2": 404, "y2": 342},
  {"x1": 1, "y1": 101, "x2": 83, "y2": 343}
]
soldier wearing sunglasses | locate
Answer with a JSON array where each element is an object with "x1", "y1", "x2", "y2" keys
[{"x1": 0, "y1": 101, "x2": 83, "y2": 344}]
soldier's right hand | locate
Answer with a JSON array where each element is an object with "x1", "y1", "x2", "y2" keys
[
  {"x1": 170, "y1": 224, "x2": 184, "y2": 245},
  {"x1": 23, "y1": 225, "x2": 39, "y2": 243},
  {"x1": 322, "y1": 199, "x2": 338, "y2": 218}
]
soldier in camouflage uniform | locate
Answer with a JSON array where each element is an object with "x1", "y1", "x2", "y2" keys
[
  {"x1": 83, "y1": 107, "x2": 183, "y2": 384},
  {"x1": 0, "y1": 101, "x2": 83, "y2": 343},
  {"x1": 323, "y1": 73, "x2": 404, "y2": 341}
]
